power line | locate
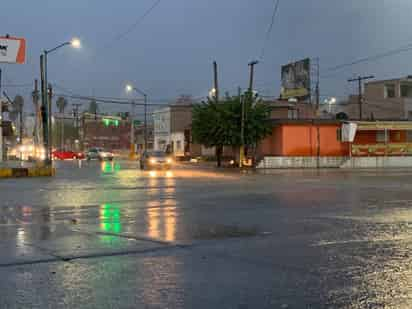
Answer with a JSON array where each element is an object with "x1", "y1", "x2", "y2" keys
[
  {"x1": 320, "y1": 43, "x2": 412, "y2": 78},
  {"x1": 54, "y1": 83, "x2": 206, "y2": 103},
  {"x1": 259, "y1": 0, "x2": 281, "y2": 60},
  {"x1": 106, "y1": 0, "x2": 162, "y2": 46},
  {"x1": 2, "y1": 83, "x2": 33, "y2": 88},
  {"x1": 53, "y1": 92, "x2": 204, "y2": 107}
]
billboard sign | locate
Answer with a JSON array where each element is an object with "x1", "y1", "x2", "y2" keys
[
  {"x1": 280, "y1": 58, "x2": 310, "y2": 100},
  {"x1": 0, "y1": 37, "x2": 26, "y2": 64}
]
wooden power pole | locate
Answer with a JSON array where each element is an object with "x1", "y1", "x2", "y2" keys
[{"x1": 348, "y1": 75, "x2": 374, "y2": 120}]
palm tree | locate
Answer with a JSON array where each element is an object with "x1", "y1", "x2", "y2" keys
[
  {"x1": 56, "y1": 96, "x2": 68, "y2": 149},
  {"x1": 13, "y1": 95, "x2": 24, "y2": 144}
]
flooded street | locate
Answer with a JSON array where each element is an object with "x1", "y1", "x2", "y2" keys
[{"x1": 1, "y1": 161, "x2": 412, "y2": 308}]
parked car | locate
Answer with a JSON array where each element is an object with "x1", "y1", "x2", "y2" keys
[
  {"x1": 53, "y1": 150, "x2": 85, "y2": 160},
  {"x1": 86, "y1": 148, "x2": 114, "y2": 161},
  {"x1": 140, "y1": 151, "x2": 173, "y2": 170}
]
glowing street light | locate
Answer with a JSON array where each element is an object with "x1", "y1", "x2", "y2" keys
[
  {"x1": 70, "y1": 37, "x2": 81, "y2": 49},
  {"x1": 41, "y1": 36, "x2": 82, "y2": 164},
  {"x1": 124, "y1": 83, "x2": 148, "y2": 156},
  {"x1": 125, "y1": 84, "x2": 133, "y2": 93}
]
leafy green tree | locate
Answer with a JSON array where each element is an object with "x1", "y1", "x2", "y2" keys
[{"x1": 192, "y1": 92, "x2": 271, "y2": 167}]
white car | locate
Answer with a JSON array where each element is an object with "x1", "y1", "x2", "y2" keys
[{"x1": 86, "y1": 148, "x2": 114, "y2": 161}]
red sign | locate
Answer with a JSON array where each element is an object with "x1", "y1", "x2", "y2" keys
[{"x1": 0, "y1": 36, "x2": 26, "y2": 64}]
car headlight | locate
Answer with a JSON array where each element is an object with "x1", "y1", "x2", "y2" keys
[
  {"x1": 166, "y1": 158, "x2": 173, "y2": 164},
  {"x1": 149, "y1": 158, "x2": 157, "y2": 164},
  {"x1": 101, "y1": 153, "x2": 107, "y2": 157}
]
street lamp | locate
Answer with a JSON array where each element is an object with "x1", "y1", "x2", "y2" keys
[
  {"x1": 208, "y1": 88, "x2": 217, "y2": 100},
  {"x1": 41, "y1": 37, "x2": 81, "y2": 164},
  {"x1": 125, "y1": 83, "x2": 148, "y2": 156}
]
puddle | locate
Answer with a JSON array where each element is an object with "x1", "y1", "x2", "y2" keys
[{"x1": 194, "y1": 225, "x2": 260, "y2": 240}]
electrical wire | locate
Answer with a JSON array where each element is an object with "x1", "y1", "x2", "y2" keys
[
  {"x1": 2, "y1": 83, "x2": 33, "y2": 88},
  {"x1": 259, "y1": 0, "x2": 281, "y2": 61},
  {"x1": 104, "y1": 0, "x2": 162, "y2": 46},
  {"x1": 320, "y1": 43, "x2": 412, "y2": 78}
]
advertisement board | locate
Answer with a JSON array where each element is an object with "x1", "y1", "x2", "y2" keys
[
  {"x1": 280, "y1": 58, "x2": 310, "y2": 100},
  {"x1": 0, "y1": 36, "x2": 26, "y2": 64}
]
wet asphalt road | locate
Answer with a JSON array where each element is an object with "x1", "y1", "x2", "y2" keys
[{"x1": 1, "y1": 160, "x2": 412, "y2": 308}]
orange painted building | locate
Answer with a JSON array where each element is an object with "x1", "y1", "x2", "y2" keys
[
  {"x1": 258, "y1": 120, "x2": 412, "y2": 158},
  {"x1": 258, "y1": 120, "x2": 349, "y2": 157}
]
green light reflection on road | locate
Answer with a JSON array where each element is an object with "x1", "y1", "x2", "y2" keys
[
  {"x1": 101, "y1": 162, "x2": 121, "y2": 174},
  {"x1": 99, "y1": 203, "x2": 122, "y2": 244}
]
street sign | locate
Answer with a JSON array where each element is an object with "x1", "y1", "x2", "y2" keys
[
  {"x1": 0, "y1": 36, "x2": 26, "y2": 64},
  {"x1": 133, "y1": 120, "x2": 141, "y2": 126}
]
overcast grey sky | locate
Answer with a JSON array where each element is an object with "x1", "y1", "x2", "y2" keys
[{"x1": 2, "y1": 0, "x2": 412, "y2": 112}]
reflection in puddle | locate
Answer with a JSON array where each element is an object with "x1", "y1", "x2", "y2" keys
[
  {"x1": 101, "y1": 161, "x2": 121, "y2": 174},
  {"x1": 99, "y1": 203, "x2": 122, "y2": 244},
  {"x1": 146, "y1": 174, "x2": 177, "y2": 242}
]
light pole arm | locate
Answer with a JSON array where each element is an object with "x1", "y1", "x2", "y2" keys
[
  {"x1": 132, "y1": 87, "x2": 147, "y2": 98},
  {"x1": 45, "y1": 42, "x2": 71, "y2": 55}
]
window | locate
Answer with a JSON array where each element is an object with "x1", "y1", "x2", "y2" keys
[
  {"x1": 376, "y1": 131, "x2": 386, "y2": 143},
  {"x1": 176, "y1": 140, "x2": 182, "y2": 150},
  {"x1": 401, "y1": 83, "x2": 412, "y2": 98},
  {"x1": 407, "y1": 131, "x2": 412, "y2": 142},
  {"x1": 384, "y1": 84, "x2": 395, "y2": 98}
]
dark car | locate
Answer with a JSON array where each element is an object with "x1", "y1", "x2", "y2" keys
[{"x1": 140, "y1": 151, "x2": 173, "y2": 170}]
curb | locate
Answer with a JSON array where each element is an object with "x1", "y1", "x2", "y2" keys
[{"x1": 0, "y1": 166, "x2": 55, "y2": 178}]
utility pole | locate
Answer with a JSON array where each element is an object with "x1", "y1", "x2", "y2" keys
[
  {"x1": 239, "y1": 87, "x2": 245, "y2": 168},
  {"x1": 40, "y1": 55, "x2": 49, "y2": 164},
  {"x1": 248, "y1": 60, "x2": 259, "y2": 91},
  {"x1": 130, "y1": 100, "x2": 135, "y2": 158},
  {"x1": 144, "y1": 94, "x2": 148, "y2": 151},
  {"x1": 315, "y1": 58, "x2": 320, "y2": 115},
  {"x1": 0, "y1": 68, "x2": 3, "y2": 162},
  {"x1": 240, "y1": 60, "x2": 259, "y2": 168},
  {"x1": 72, "y1": 103, "x2": 82, "y2": 151},
  {"x1": 47, "y1": 83, "x2": 53, "y2": 161},
  {"x1": 19, "y1": 99, "x2": 23, "y2": 146},
  {"x1": 32, "y1": 79, "x2": 40, "y2": 145},
  {"x1": 213, "y1": 61, "x2": 219, "y2": 103},
  {"x1": 348, "y1": 75, "x2": 374, "y2": 120}
]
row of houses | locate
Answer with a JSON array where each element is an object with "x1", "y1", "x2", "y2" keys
[
  {"x1": 147, "y1": 76, "x2": 412, "y2": 168},
  {"x1": 27, "y1": 74, "x2": 412, "y2": 167}
]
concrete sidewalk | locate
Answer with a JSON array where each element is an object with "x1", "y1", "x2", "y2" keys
[{"x1": 0, "y1": 161, "x2": 55, "y2": 178}]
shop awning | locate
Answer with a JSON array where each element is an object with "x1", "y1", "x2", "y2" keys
[{"x1": 352, "y1": 121, "x2": 412, "y2": 131}]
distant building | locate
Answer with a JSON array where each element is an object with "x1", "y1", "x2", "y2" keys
[
  {"x1": 341, "y1": 76, "x2": 412, "y2": 120},
  {"x1": 153, "y1": 104, "x2": 198, "y2": 157},
  {"x1": 265, "y1": 100, "x2": 315, "y2": 119},
  {"x1": 135, "y1": 123, "x2": 154, "y2": 153},
  {"x1": 82, "y1": 114, "x2": 130, "y2": 150}
]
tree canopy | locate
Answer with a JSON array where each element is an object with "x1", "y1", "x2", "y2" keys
[{"x1": 192, "y1": 92, "x2": 272, "y2": 153}]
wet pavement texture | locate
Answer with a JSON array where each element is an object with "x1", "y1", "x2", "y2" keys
[{"x1": 1, "y1": 161, "x2": 412, "y2": 308}]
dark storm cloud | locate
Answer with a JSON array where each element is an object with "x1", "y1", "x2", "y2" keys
[{"x1": 2, "y1": 0, "x2": 412, "y2": 110}]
